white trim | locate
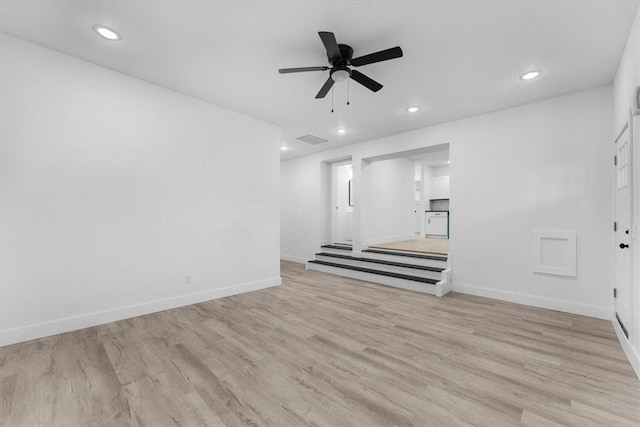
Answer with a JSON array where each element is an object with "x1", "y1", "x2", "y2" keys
[
  {"x1": 0, "y1": 277, "x2": 281, "y2": 347},
  {"x1": 280, "y1": 254, "x2": 308, "y2": 264},
  {"x1": 436, "y1": 272, "x2": 452, "y2": 297},
  {"x1": 615, "y1": 120, "x2": 629, "y2": 143},
  {"x1": 613, "y1": 318, "x2": 640, "y2": 379},
  {"x1": 453, "y1": 282, "x2": 610, "y2": 319}
]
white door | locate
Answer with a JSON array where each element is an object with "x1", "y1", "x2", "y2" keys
[{"x1": 615, "y1": 122, "x2": 633, "y2": 338}]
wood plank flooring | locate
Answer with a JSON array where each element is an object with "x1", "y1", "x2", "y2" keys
[
  {"x1": 1, "y1": 260, "x2": 638, "y2": 426},
  {"x1": 371, "y1": 237, "x2": 449, "y2": 255}
]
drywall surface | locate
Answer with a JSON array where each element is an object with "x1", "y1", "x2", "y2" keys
[
  {"x1": 361, "y1": 158, "x2": 415, "y2": 245},
  {"x1": 281, "y1": 85, "x2": 613, "y2": 318},
  {"x1": 612, "y1": 6, "x2": 640, "y2": 377},
  {"x1": 433, "y1": 165, "x2": 450, "y2": 177},
  {"x1": 0, "y1": 35, "x2": 281, "y2": 345},
  {"x1": 613, "y1": 7, "x2": 640, "y2": 129}
]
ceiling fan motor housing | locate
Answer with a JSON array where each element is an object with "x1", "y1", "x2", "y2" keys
[
  {"x1": 329, "y1": 44, "x2": 354, "y2": 66},
  {"x1": 329, "y1": 44, "x2": 354, "y2": 82}
]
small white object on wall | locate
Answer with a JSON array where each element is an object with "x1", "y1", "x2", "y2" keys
[{"x1": 532, "y1": 231, "x2": 577, "y2": 277}]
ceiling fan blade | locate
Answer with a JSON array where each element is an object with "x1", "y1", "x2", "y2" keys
[
  {"x1": 315, "y1": 76, "x2": 335, "y2": 98},
  {"x1": 278, "y1": 66, "x2": 329, "y2": 74},
  {"x1": 350, "y1": 69, "x2": 383, "y2": 92},
  {"x1": 318, "y1": 31, "x2": 342, "y2": 62},
  {"x1": 351, "y1": 46, "x2": 403, "y2": 67}
]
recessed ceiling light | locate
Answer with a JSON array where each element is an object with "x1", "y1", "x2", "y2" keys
[
  {"x1": 280, "y1": 146, "x2": 288, "y2": 151},
  {"x1": 94, "y1": 25, "x2": 121, "y2": 41},
  {"x1": 407, "y1": 106, "x2": 420, "y2": 113},
  {"x1": 447, "y1": 160, "x2": 451, "y2": 164},
  {"x1": 520, "y1": 70, "x2": 542, "y2": 80},
  {"x1": 337, "y1": 128, "x2": 347, "y2": 134}
]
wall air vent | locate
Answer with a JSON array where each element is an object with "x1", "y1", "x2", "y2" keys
[
  {"x1": 296, "y1": 134, "x2": 329, "y2": 145},
  {"x1": 633, "y1": 86, "x2": 640, "y2": 116}
]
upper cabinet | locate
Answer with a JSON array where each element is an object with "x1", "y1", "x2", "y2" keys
[{"x1": 432, "y1": 176, "x2": 450, "y2": 199}]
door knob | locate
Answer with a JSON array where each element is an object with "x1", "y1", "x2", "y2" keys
[{"x1": 619, "y1": 243, "x2": 629, "y2": 249}]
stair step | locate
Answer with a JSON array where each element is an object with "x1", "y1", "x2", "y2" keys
[
  {"x1": 315, "y1": 252, "x2": 444, "y2": 272},
  {"x1": 363, "y1": 248, "x2": 447, "y2": 261},
  {"x1": 321, "y1": 244, "x2": 353, "y2": 251},
  {"x1": 308, "y1": 260, "x2": 438, "y2": 284}
]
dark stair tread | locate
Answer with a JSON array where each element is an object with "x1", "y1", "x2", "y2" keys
[
  {"x1": 321, "y1": 244, "x2": 353, "y2": 251},
  {"x1": 315, "y1": 252, "x2": 444, "y2": 272},
  {"x1": 363, "y1": 248, "x2": 447, "y2": 261},
  {"x1": 308, "y1": 260, "x2": 438, "y2": 284}
]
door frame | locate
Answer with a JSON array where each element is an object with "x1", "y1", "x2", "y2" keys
[{"x1": 330, "y1": 159, "x2": 353, "y2": 245}]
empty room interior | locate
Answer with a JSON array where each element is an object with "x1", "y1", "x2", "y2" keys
[{"x1": 2, "y1": 1, "x2": 640, "y2": 426}]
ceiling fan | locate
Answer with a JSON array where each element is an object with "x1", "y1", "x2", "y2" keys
[{"x1": 278, "y1": 31, "x2": 403, "y2": 99}]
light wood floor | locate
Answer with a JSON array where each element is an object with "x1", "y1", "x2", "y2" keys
[
  {"x1": 371, "y1": 237, "x2": 449, "y2": 254},
  {"x1": 1, "y1": 261, "x2": 638, "y2": 426}
]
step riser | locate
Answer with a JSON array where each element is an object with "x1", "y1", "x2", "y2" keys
[
  {"x1": 315, "y1": 255, "x2": 442, "y2": 280},
  {"x1": 307, "y1": 263, "x2": 436, "y2": 295},
  {"x1": 362, "y1": 252, "x2": 447, "y2": 269},
  {"x1": 319, "y1": 247, "x2": 353, "y2": 256}
]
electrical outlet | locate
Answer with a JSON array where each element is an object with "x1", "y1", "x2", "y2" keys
[{"x1": 186, "y1": 274, "x2": 192, "y2": 284}]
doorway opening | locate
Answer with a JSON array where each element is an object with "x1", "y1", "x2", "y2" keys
[
  {"x1": 363, "y1": 143, "x2": 450, "y2": 255},
  {"x1": 331, "y1": 160, "x2": 353, "y2": 246}
]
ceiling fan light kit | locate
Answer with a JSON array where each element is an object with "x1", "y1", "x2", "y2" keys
[
  {"x1": 278, "y1": 31, "x2": 403, "y2": 103},
  {"x1": 331, "y1": 69, "x2": 350, "y2": 82}
]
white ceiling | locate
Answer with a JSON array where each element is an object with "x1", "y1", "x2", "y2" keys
[{"x1": 1, "y1": 1, "x2": 638, "y2": 160}]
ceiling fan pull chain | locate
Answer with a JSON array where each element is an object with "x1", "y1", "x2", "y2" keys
[
  {"x1": 347, "y1": 79, "x2": 350, "y2": 106},
  {"x1": 331, "y1": 86, "x2": 334, "y2": 113}
]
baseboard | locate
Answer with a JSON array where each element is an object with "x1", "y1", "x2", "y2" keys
[
  {"x1": 453, "y1": 282, "x2": 610, "y2": 320},
  {"x1": 0, "y1": 277, "x2": 281, "y2": 347},
  {"x1": 280, "y1": 254, "x2": 308, "y2": 264},
  {"x1": 613, "y1": 319, "x2": 640, "y2": 379}
]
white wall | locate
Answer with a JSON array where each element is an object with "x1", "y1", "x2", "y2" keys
[
  {"x1": 281, "y1": 85, "x2": 613, "y2": 319},
  {"x1": 433, "y1": 165, "x2": 450, "y2": 177},
  {"x1": 450, "y1": 87, "x2": 612, "y2": 319},
  {"x1": 613, "y1": 7, "x2": 640, "y2": 129},
  {"x1": 612, "y1": 6, "x2": 640, "y2": 377},
  {"x1": 0, "y1": 35, "x2": 282, "y2": 346},
  {"x1": 361, "y1": 158, "x2": 415, "y2": 245}
]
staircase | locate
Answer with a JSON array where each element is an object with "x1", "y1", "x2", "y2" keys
[{"x1": 307, "y1": 244, "x2": 452, "y2": 297}]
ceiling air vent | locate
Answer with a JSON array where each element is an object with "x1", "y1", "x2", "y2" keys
[{"x1": 296, "y1": 134, "x2": 329, "y2": 145}]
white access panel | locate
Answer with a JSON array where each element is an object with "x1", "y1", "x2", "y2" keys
[{"x1": 532, "y1": 231, "x2": 577, "y2": 277}]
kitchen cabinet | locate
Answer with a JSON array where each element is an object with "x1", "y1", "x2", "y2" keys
[
  {"x1": 432, "y1": 176, "x2": 450, "y2": 199},
  {"x1": 426, "y1": 212, "x2": 448, "y2": 237}
]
